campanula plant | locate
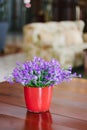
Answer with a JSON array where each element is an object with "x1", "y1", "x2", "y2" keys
[{"x1": 6, "y1": 57, "x2": 80, "y2": 87}]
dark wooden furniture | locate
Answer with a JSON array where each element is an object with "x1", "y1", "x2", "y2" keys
[
  {"x1": 0, "y1": 78, "x2": 87, "y2": 130},
  {"x1": 52, "y1": 0, "x2": 78, "y2": 21},
  {"x1": 78, "y1": 0, "x2": 87, "y2": 32},
  {"x1": 83, "y1": 49, "x2": 87, "y2": 75}
]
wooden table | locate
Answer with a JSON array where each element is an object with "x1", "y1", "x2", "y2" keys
[{"x1": 0, "y1": 78, "x2": 87, "y2": 130}]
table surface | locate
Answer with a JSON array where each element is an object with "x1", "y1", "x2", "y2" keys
[{"x1": 0, "y1": 78, "x2": 87, "y2": 130}]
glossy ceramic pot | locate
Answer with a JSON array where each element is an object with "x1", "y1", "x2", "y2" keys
[{"x1": 24, "y1": 86, "x2": 53, "y2": 113}]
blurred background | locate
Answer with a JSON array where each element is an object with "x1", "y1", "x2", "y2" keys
[
  {"x1": 0, "y1": 0, "x2": 87, "y2": 81},
  {"x1": 0, "y1": 0, "x2": 87, "y2": 50},
  {"x1": 0, "y1": 0, "x2": 87, "y2": 32}
]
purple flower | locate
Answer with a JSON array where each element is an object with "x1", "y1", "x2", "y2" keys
[{"x1": 6, "y1": 57, "x2": 79, "y2": 87}]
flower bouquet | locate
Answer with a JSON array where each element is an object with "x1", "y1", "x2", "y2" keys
[{"x1": 6, "y1": 57, "x2": 80, "y2": 112}]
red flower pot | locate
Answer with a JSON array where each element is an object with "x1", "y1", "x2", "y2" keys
[{"x1": 24, "y1": 86, "x2": 53, "y2": 113}]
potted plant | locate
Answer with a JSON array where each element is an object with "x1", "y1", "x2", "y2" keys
[
  {"x1": 6, "y1": 57, "x2": 80, "y2": 113},
  {"x1": 0, "y1": 0, "x2": 8, "y2": 53}
]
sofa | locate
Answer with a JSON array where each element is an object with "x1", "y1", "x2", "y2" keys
[{"x1": 23, "y1": 20, "x2": 87, "y2": 67}]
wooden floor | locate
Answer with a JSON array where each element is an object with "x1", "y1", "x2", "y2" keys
[{"x1": 0, "y1": 78, "x2": 87, "y2": 130}]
